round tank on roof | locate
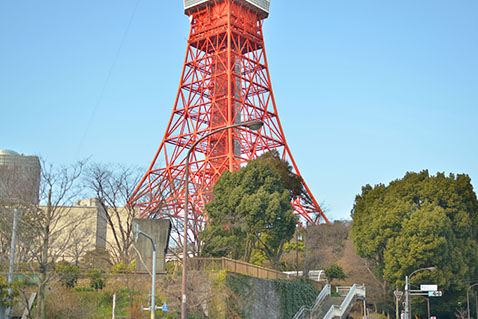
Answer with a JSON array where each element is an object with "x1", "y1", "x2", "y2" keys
[{"x1": 0, "y1": 149, "x2": 20, "y2": 156}]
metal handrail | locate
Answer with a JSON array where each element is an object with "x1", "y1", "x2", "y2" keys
[
  {"x1": 292, "y1": 284, "x2": 331, "y2": 319},
  {"x1": 323, "y1": 284, "x2": 366, "y2": 319},
  {"x1": 291, "y1": 305, "x2": 308, "y2": 319},
  {"x1": 323, "y1": 305, "x2": 340, "y2": 318},
  {"x1": 310, "y1": 284, "x2": 331, "y2": 313}
]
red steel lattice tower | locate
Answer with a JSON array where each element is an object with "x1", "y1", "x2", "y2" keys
[{"x1": 130, "y1": 0, "x2": 329, "y2": 229}]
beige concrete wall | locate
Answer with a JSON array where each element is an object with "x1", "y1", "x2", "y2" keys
[
  {"x1": 133, "y1": 218, "x2": 171, "y2": 273},
  {"x1": 40, "y1": 198, "x2": 170, "y2": 267},
  {"x1": 39, "y1": 204, "x2": 103, "y2": 263}
]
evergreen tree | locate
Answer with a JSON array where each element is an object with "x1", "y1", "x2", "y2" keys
[
  {"x1": 351, "y1": 170, "x2": 478, "y2": 316},
  {"x1": 200, "y1": 151, "x2": 298, "y2": 269}
]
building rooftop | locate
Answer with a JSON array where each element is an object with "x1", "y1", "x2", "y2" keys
[{"x1": 0, "y1": 149, "x2": 20, "y2": 156}]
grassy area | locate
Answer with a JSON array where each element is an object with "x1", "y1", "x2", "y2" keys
[{"x1": 45, "y1": 276, "x2": 175, "y2": 319}]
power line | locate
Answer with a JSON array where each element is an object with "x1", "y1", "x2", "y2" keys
[{"x1": 77, "y1": 0, "x2": 143, "y2": 157}]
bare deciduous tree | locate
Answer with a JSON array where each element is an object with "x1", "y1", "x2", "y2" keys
[
  {"x1": 22, "y1": 159, "x2": 87, "y2": 319},
  {"x1": 85, "y1": 163, "x2": 143, "y2": 265},
  {"x1": 0, "y1": 167, "x2": 39, "y2": 267}
]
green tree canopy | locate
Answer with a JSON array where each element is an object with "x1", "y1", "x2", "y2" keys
[
  {"x1": 324, "y1": 264, "x2": 347, "y2": 284},
  {"x1": 351, "y1": 170, "x2": 478, "y2": 316},
  {"x1": 200, "y1": 151, "x2": 299, "y2": 269}
]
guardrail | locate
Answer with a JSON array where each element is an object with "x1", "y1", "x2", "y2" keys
[
  {"x1": 323, "y1": 284, "x2": 366, "y2": 319},
  {"x1": 189, "y1": 257, "x2": 294, "y2": 281}
]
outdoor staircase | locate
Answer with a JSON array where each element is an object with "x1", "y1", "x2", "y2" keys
[
  {"x1": 292, "y1": 284, "x2": 366, "y2": 319},
  {"x1": 311, "y1": 296, "x2": 345, "y2": 319}
]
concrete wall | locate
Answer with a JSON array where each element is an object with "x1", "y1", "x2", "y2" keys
[
  {"x1": 133, "y1": 218, "x2": 171, "y2": 273},
  {"x1": 74, "y1": 198, "x2": 107, "y2": 250},
  {"x1": 39, "y1": 204, "x2": 104, "y2": 262}
]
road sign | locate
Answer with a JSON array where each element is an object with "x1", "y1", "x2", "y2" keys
[
  {"x1": 421, "y1": 284, "x2": 438, "y2": 291},
  {"x1": 428, "y1": 291, "x2": 443, "y2": 297},
  {"x1": 394, "y1": 290, "x2": 404, "y2": 300}
]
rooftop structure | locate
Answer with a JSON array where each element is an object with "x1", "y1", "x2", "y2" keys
[{"x1": 184, "y1": 0, "x2": 270, "y2": 18}]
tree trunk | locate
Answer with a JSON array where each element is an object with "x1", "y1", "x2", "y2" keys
[{"x1": 303, "y1": 226, "x2": 310, "y2": 278}]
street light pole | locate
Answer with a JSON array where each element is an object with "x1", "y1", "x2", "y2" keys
[
  {"x1": 6, "y1": 208, "x2": 20, "y2": 319},
  {"x1": 180, "y1": 120, "x2": 263, "y2": 319},
  {"x1": 133, "y1": 223, "x2": 158, "y2": 319},
  {"x1": 406, "y1": 266, "x2": 436, "y2": 319},
  {"x1": 467, "y1": 283, "x2": 478, "y2": 319}
]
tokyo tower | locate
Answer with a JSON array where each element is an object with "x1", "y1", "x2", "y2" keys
[{"x1": 130, "y1": 0, "x2": 329, "y2": 233}]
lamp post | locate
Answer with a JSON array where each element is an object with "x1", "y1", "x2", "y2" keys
[
  {"x1": 180, "y1": 120, "x2": 263, "y2": 319},
  {"x1": 405, "y1": 266, "x2": 436, "y2": 319},
  {"x1": 6, "y1": 208, "x2": 20, "y2": 319},
  {"x1": 467, "y1": 283, "x2": 478, "y2": 319},
  {"x1": 133, "y1": 222, "x2": 158, "y2": 319}
]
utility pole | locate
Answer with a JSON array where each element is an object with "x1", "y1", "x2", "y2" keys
[{"x1": 6, "y1": 208, "x2": 19, "y2": 319}]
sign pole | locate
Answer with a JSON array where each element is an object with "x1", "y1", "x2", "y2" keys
[
  {"x1": 394, "y1": 289, "x2": 403, "y2": 319},
  {"x1": 396, "y1": 294, "x2": 399, "y2": 319},
  {"x1": 426, "y1": 297, "x2": 430, "y2": 319}
]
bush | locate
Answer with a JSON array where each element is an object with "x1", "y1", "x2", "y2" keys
[
  {"x1": 0, "y1": 276, "x2": 17, "y2": 307},
  {"x1": 109, "y1": 260, "x2": 136, "y2": 274},
  {"x1": 88, "y1": 269, "x2": 106, "y2": 290},
  {"x1": 325, "y1": 264, "x2": 347, "y2": 284},
  {"x1": 57, "y1": 264, "x2": 81, "y2": 288}
]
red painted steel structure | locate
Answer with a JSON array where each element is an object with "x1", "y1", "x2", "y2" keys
[{"x1": 130, "y1": 0, "x2": 329, "y2": 230}]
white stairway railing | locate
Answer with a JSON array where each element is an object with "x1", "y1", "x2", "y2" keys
[
  {"x1": 292, "y1": 284, "x2": 331, "y2": 319},
  {"x1": 323, "y1": 284, "x2": 366, "y2": 319}
]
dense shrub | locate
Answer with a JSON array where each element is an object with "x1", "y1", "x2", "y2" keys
[
  {"x1": 88, "y1": 269, "x2": 106, "y2": 290},
  {"x1": 324, "y1": 264, "x2": 347, "y2": 284},
  {"x1": 57, "y1": 264, "x2": 81, "y2": 288},
  {"x1": 109, "y1": 260, "x2": 136, "y2": 274}
]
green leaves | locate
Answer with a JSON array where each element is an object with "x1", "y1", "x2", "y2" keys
[
  {"x1": 351, "y1": 170, "x2": 478, "y2": 315},
  {"x1": 324, "y1": 264, "x2": 347, "y2": 284},
  {"x1": 200, "y1": 151, "x2": 298, "y2": 269}
]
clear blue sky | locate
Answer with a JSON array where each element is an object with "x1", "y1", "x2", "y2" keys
[{"x1": 1, "y1": 1, "x2": 477, "y2": 221}]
